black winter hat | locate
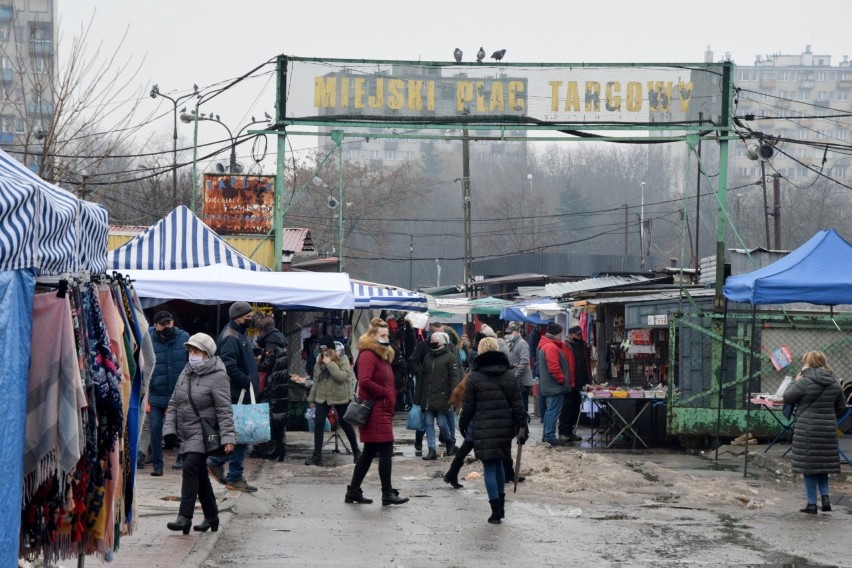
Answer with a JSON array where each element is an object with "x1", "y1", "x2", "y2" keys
[
  {"x1": 546, "y1": 322, "x2": 563, "y2": 336},
  {"x1": 318, "y1": 335, "x2": 336, "y2": 350},
  {"x1": 153, "y1": 311, "x2": 173, "y2": 324}
]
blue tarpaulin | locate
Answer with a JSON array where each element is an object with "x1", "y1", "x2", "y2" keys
[
  {"x1": 723, "y1": 229, "x2": 852, "y2": 305},
  {"x1": 500, "y1": 298, "x2": 559, "y2": 324}
]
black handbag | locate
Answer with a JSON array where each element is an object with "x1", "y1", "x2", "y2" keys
[
  {"x1": 188, "y1": 377, "x2": 227, "y2": 456},
  {"x1": 343, "y1": 398, "x2": 375, "y2": 427}
]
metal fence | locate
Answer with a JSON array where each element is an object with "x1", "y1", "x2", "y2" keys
[{"x1": 668, "y1": 310, "x2": 852, "y2": 438}]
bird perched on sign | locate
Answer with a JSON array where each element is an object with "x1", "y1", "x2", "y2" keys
[
  {"x1": 453, "y1": 48, "x2": 462, "y2": 63},
  {"x1": 476, "y1": 47, "x2": 485, "y2": 63},
  {"x1": 491, "y1": 49, "x2": 506, "y2": 62}
]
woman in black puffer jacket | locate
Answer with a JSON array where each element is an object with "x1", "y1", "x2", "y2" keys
[
  {"x1": 783, "y1": 350, "x2": 846, "y2": 514},
  {"x1": 256, "y1": 316, "x2": 289, "y2": 461},
  {"x1": 458, "y1": 337, "x2": 526, "y2": 524}
]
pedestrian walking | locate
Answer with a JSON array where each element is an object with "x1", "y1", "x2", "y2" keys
[
  {"x1": 537, "y1": 322, "x2": 571, "y2": 445},
  {"x1": 783, "y1": 350, "x2": 846, "y2": 514},
  {"x1": 413, "y1": 331, "x2": 461, "y2": 459},
  {"x1": 164, "y1": 333, "x2": 235, "y2": 534},
  {"x1": 457, "y1": 337, "x2": 527, "y2": 524},
  {"x1": 345, "y1": 318, "x2": 409, "y2": 506}
]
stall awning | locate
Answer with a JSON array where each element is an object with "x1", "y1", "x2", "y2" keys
[
  {"x1": 500, "y1": 298, "x2": 561, "y2": 323},
  {"x1": 122, "y1": 263, "x2": 354, "y2": 310},
  {"x1": 0, "y1": 149, "x2": 108, "y2": 275},
  {"x1": 351, "y1": 279, "x2": 427, "y2": 312},
  {"x1": 109, "y1": 206, "x2": 268, "y2": 272}
]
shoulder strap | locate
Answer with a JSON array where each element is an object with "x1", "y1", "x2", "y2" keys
[{"x1": 187, "y1": 376, "x2": 202, "y2": 418}]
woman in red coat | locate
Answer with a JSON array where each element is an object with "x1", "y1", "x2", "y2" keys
[{"x1": 345, "y1": 318, "x2": 409, "y2": 506}]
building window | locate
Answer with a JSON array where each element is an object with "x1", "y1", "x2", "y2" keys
[
  {"x1": 385, "y1": 150, "x2": 395, "y2": 160},
  {"x1": 404, "y1": 150, "x2": 414, "y2": 160},
  {"x1": 817, "y1": 71, "x2": 827, "y2": 81},
  {"x1": 778, "y1": 90, "x2": 789, "y2": 100},
  {"x1": 837, "y1": 130, "x2": 849, "y2": 140},
  {"x1": 348, "y1": 150, "x2": 358, "y2": 161},
  {"x1": 779, "y1": 71, "x2": 788, "y2": 81},
  {"x1": 739, "y1": 71, "x2": 753, "y2": 81},
  {"x1": 835, "y1": 166, "x2": 846, "y2": 178},
  {"x1": 839, "y1": 91, "x2": 849, "y2": 101},
  {"x1": 369, "y1": 150, "x2": 378, "y2": 159},
  {"x1": 735, "y1": 146, "x2": 746, "y2": 158},
  {"x1": 795, "y1": 148, "x2": 806, "y2": 159},
  {"x1": 817, "y1": 91, "x2": 829, "y2": 100},
  {"x1": 33, "y1": 56, "x2": 49, "y2": 74},
  {"x1": 799, "y1": 91, "x2": 809, "y2": 101},
  {"x1": 797, "y1": 166, "x2": 808, "y2": 177}
]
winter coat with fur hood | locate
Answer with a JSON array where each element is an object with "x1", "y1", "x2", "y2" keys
[
  {"x1": 164, "y1": 356, "x2": 236, "y2": 454},
  {"x1": 355, "y1": 334, "x2": 396, "y2": 443}
]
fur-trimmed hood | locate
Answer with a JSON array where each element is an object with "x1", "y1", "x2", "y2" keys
[{"x1": 358, "y1": 333, "x2": 395, "y2": 362}]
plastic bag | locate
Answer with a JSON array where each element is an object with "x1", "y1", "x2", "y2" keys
[
  {"x1": 406, "y1": 404, "x2": 426, "y2": 431},
  {"x1": 305, "y1": 406, "x2": 331, "y2": 432}
]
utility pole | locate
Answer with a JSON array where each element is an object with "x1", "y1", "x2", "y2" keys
[
  {"x1": 694, "y1": 112, "x2": 703, "y2": 270},
  {"x1": 760, "y1": 161, "x2": 771, "y2": 248},
  {"x1": 462, "y1": 129, "x2": 473, "y2": 337},
  {"x1": 623, "y1": 204, "x2": 628, "y2": 256},
  {"x1": 773, "y1": 175, "x2": 781, "y2": 249},
  {"x1": 640, "y1": 181, "x2": 646, "y2": 269}
]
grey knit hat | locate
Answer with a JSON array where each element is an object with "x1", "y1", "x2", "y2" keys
[{"x1": 228, "y1": 301, "x2": 253, "y2": 319}]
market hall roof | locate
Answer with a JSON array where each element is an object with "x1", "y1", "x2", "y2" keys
[
  {"x1": 545, "y1": 275, "x2": 662, "y2": 298},
  {"x1": 109, "y1": 205, "x2": 268, "y2": 272}
]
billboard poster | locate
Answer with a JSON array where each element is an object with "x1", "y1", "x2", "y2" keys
[{"x1": 202, "y1": 174, "x2": 275, "y2": 235}]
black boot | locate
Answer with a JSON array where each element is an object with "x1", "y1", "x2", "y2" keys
[
  {"x1": 167, "y1": 515, "x2": 192, "y2": 534},
  {"x1": 352, "y1": 446, "x2": 361, "y2": 464},
  {"x1": 422, "y1": 448, "x2": 437, "y2": 461},
  {"x1": 414, "y1": 431, "x2": 423, "y2": 456},
  {"x1": 381, "y1": 488, "x2": 409, "y2": 506},
  {"x1": 345, "y1": 485, "x2": 373, "y2": 504},
  {"x1": 445, "y1": 443, "x2": 457, "y2": 456},
  {"x1": 499, "y1": 493, "x2": 505, "y2": 519},
  {"x1": 443, "y1": 471, "x2": 463, "y2": 489},
  {"x1": 304, "y1": 454, "x2": 322, "y2": 466},
  {"x1": 193, "y1": 517, "x2": 219, "y2": 532},
  {"x1": 821, "y1": 495, "x2": 832, "y2": 512},
  {"x1": 800, "y1": 503, "x2": 818, "y2": 514},
  {"x1": 488, "y1": 499, "x2": 502, "y2": 524}
]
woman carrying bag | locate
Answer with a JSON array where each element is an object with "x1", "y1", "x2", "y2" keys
[
  {"x1": 344, "y1": 318, "x2": 409, "y2": 506},
  {"x1": 305, "y1": 336, "x2": 360, "y2": 466},
  {"x1": 163, "y1": 333, "x2": 236, "y2": 534}
]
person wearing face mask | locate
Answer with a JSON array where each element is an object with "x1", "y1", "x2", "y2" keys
[
  {"x1": 146, "y1": 311, "x2": 190, "y2": 476},
  {"x1": 207, "y1": 301, "x2": 260, "y2": 492},
  {"x1": 413, "y1": 331, "x2": 461, "y2": 460},
  {"x1": 163, "y1": 333, "x2": 236, "y2": 534},
  {"x1": 505, "y1": 323, "x2": 533, "y2": 415}
]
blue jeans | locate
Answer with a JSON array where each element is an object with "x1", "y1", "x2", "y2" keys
[
  {"x1": 208, "y1": 443, "x2": 248, "y2": 482},
  {"x1": 521, "y1": 386, "x2": 530, "y2": 417},
  {"x1": 482, "y1": 458, "x2": 506, "y2": 500},
  {"x1": 424, "y1": 409, "x2": 454, "y2": 450},
  {"x1": 803, "y1": 473, "x2": 829, "y2": 504},
  {"x1": 149, "y1": 405, "x2": 166, "y2": 470},
  {"x1": 542, "y1": 394, "x2": 564, "y2": 443}
]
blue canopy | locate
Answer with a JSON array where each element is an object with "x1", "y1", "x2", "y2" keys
[
  {"x1": 723, "y1": 229, "x2": 852, "y2": 305},
  {"x1": 351, "y1": 279, "x2": 427, "y2": 312},
  {"x1": 500, "y1": 298, "x2": 558, "y2": 324}
]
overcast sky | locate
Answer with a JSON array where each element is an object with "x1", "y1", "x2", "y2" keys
[{"x1": 59, "y1": 0, "x2": 852, "y2": 163}]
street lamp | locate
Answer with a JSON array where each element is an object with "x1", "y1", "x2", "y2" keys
[
  {"x1": 150, "y1": 83, "x2": 198, "y2": 208},
  {"x1": 180, "y1": 112, "x2": 267, "y2": 175}
]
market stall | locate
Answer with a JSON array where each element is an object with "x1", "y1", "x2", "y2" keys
[{"x1": 0, "y1": 148, "x2": 150, "y2": 567}]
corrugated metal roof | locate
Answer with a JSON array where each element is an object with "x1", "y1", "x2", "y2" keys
[
  {"x1": 473, "y1": 273, "x2": 549, "y2": 286},
  {"x1": 473, "y1": 252, "x2": 645, "y2": 279},
  {"x1": 585, "y1": 288, "x2": 716, "y2": 305},
  {"x1": 545, "y1": 275, "x2": 653, "y2": 297},
  {"x1": 282, "y1": 228, "x2": 315, "y2": 255}
]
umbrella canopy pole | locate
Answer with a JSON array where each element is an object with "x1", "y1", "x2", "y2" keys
[
  {"x1": 714, "y1": 298, "x2": 729, "y2": 461},
  {"x1": 743, "y1": 305, "x2": 757, "y2": 477}
]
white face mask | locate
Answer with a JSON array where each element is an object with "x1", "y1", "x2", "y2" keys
[
  {"x1": 377, "y1": 337, "x2": 390, "y2": 345},
  {"x1": 188, "y1": 354, "x2": 205, "y2": 368}
]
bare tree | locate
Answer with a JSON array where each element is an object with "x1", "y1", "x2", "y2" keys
[{"x1": 0, "y1": 10, "x2": 153, "y2": 199}]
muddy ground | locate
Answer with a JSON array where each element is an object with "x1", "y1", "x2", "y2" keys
[{"x1": 198, "y1": 421, "x2": 852, "y2": 568}]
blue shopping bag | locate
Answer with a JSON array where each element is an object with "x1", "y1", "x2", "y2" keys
[
  {"x1": 233, "y1": 383, "x2": 271, "y2": 444},
  {"x1": 406, "y1": 404, "x2": 426, "y2": 431}
]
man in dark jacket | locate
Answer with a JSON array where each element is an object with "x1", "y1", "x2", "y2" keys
[
  {"x1": 537, "y1": 323, "x2": 571, "y2": 446},
  {"x1": 208, "y1": 301, "x2": 259, "y2": 492},
  {"x1": 413, "y1": 332, "x2": 461, "y2": 459},
  {"x1": 148, "y1": 311, "x2": 190, "y2": 476},
  {"x1": 560, "y1": 325, "x2": 591, "y2": 442}
]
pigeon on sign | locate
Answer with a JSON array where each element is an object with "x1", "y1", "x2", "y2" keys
[
  {"x1": 476, "y1": 47, "x2": 485, "y2": 63},
  {"x1": 453, "y1": 48, "x2": 462, "y2": 63},
  {"x1": 491, "y1": 49, "x2": 506, "y2": 62}
]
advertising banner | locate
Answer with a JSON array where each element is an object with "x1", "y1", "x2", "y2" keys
[{"x1": 202, "y1": 174, "x2": 275, "y2": 235}]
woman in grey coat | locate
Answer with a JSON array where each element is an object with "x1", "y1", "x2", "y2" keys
[
  {"x1": 164, "y1": 333, "x2": 236, "y2": 533},
  {"x1": 782, "y1": 350, "x2": 846, "y2": 514}
]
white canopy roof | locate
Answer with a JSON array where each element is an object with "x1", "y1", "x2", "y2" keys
[{"x1": 123, "y1": 263, "x2": 354, "y2": 310}]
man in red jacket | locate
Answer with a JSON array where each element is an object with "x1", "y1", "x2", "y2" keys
[{"x1": 536, "y1": 323, "x2": 572, "y2": 445}]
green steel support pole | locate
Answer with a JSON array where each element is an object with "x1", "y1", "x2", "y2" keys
[
  {"x1": 273, "y1": 57, "x2": 286, "y2": 271},
  {"x1": 331, "y1": 129, "x2": 344, "y2": 272},
  {"x1": 714, "y1": 61, "x2": 733, "y2": 308}
]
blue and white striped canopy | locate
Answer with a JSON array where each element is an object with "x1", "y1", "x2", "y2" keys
[
  {"x1": 0, "y1": 149, "x2": 108, "y2": 275},
  {"x1": 351, "y1": 279, "x2": 427, "y2": 312},
  {"x1": 110, "y1": 205, "x2": 268, "y2": 272}
]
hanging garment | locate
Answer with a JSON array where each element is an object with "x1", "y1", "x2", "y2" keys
[{"x1": 23, "y1": 292, "x2": 86, "y2": 500}]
